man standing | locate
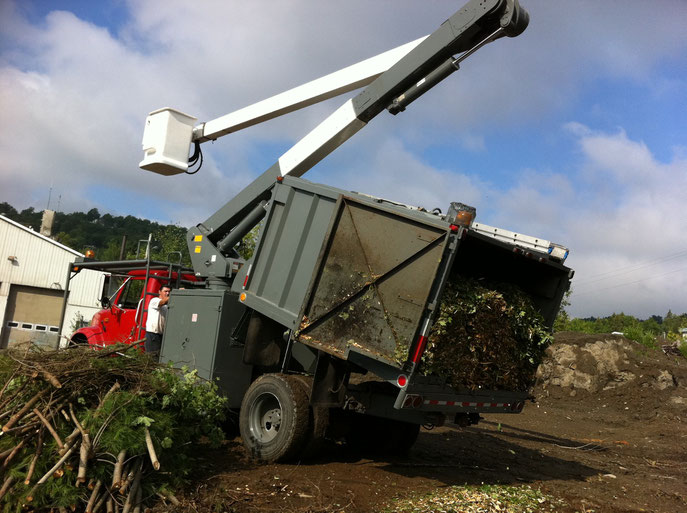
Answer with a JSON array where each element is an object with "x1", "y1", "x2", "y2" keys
[{"x1": 145, "y1": 284, "x2": 171, "y2": 359}]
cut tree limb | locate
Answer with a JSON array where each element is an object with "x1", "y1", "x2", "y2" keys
[
  {"x1": 97, "y1": 382, "x2": 121, "y2": 412},
  {"x1": 157, "y1": 489, "x2": 180, "y2": 506},
  {"x1": 86, "y1": 479, "x2": 103, "y2": 513},
  {"x1": 1, "y1": 439, "x2": 25, "y2": 469},
  {"x1": 119, "y1": 464, "x2": 136, "y2": 495},
  {"x1": 34, "y1": 362, "x2": 62, "y2": 388},
  {"x1": 145, "y1": 427, "x2": 160, "y2": 470},
  {"x1": 92, "y1": 489, "x2": 108, "y2": 513},
  {"x1": 122, "y1": 461, "x2": 142, "y2": 513},
  {"x1": 33, "y1": 407, "x2": 64, "y2": 450},
  {"x1": 113, "y1": 450, "x2": 126, "y2": 489},
  {"x1": 24, "y1": 427, "x2": 45, "y2": 485},
  {"x1": 2, "y1": 388, "x2": 46, "y2": 432},
  {"x1": 77, "y1": 433, "x2": 92, "y2": 485},
  {"x1": 132, "y1": 483, "x2": 142, "y2": 513},
  {"x1": 27, "y1": 439, "x2": 79, "y2": 501},
  {"x1": 0, "y1": 476, "x2": 15, "y2": 501}
]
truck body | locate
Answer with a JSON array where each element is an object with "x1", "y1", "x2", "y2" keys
[
  {"x1": 158, "y1": 175, "x2": 572, "y2": 458},
  {"x1": 64, "y1": 0, "x2": 575, "y2": 460}
]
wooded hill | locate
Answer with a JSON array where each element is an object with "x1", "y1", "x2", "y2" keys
[{"x1": 0, "y1": 202, "x2": 190, "y2": 265}]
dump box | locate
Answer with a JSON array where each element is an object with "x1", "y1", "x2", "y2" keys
[{"x1": 234, "y1": 175, "x2": 572, "y2": 415}]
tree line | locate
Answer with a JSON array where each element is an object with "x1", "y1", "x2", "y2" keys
[
  {"x1": 0, "y1": 202, "x2": 190, "y2": 265},
  {"x1": 0, "y1": 202, "x2": 258, "y2": 267},
  {"x1": 556, "y1": 291, "x2": 686, "y2": 346}
]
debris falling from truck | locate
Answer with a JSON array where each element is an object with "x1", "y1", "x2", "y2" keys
[{"x1": 425, "y1": 278, "x2": 552, "y2": 391}]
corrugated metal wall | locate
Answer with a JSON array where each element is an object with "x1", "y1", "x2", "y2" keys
[{"x1": 0, "y1": 216, "x2": 104, "y2": 340}]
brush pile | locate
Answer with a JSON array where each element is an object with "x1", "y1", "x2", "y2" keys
[
  {"x1": 0, "y1": 345, "x2": 227, "y2": 512},
  {"x1": 425, "y1": 277, "x2": 552, "y2": 391}
]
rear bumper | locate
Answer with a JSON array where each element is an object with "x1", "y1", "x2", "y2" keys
[{"x1": 394, "y1": 379, "x2": 529, "y2": 415}]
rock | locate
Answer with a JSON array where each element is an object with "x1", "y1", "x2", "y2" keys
[
  {"x1": 655, "y1": 370, "x2": 676, "y2": 390},
  {"x1": 602, "y1": 371, "x2": 636, "y2": 391},
  {"x1": 669, "y1": 396, "x2": 686, "y2": 406},
  {"x1": 537, "y1": 338, "x2": 637, "y2": 392}
]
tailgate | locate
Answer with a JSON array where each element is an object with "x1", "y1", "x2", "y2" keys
[{"x1": 296, "y1": 195, "x2": 456, "y2": 363}]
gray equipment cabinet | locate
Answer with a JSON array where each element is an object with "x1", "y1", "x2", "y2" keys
[{"x1": 160, "y1": 289, "x2": 252, "y2": 408}]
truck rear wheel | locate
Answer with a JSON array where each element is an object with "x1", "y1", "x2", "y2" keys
[{"x1": 239, "y1": 374, "x2": 311, "y2": 462}]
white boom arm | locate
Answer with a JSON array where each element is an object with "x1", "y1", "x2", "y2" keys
[
  {"x1": 139, "y1": 36, "x2": 427, "y2": 175},
  {"x1": 139, "y1": 0, "x2": 537, "y2": 280}
]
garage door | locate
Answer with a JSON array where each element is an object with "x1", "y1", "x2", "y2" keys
[{"x1": 1, "y1": 285, "x2": 63, "y2": 349}]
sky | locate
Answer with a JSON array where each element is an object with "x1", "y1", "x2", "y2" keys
[{"x1": 1, "y1": 0, "x2": 686, "y2": 319}]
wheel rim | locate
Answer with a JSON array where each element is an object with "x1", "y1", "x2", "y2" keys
[{"x1": 248, "y1": 392, "x2": 282, "y2": 443}]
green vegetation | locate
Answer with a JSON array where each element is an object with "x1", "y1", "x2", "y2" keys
[
  {"x1": 384, "y1": 484, "x2": 565, "y2": 513},
  {"x1": 0, "y1": 202, "x2": 264, "y2": 267},
  {"x1": 425, "y1": 278, "x2": 552, "y2": 391},
  {"x1": 555, "y1": 288, "x2": 687, "y2": 349},
  {"x1": 0, "y1": 345, "x2": 227, "y2": 511},
  {"x1": 1, "y1": 202, "x2": 191, "y2": 265}
]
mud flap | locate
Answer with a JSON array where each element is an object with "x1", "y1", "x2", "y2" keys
[
  {"x1": 312, "y1": 351, "x2": 349, "y2": 407},
  {"x1": 242, "y1": 311, "x2": 286, "y2": 368}
]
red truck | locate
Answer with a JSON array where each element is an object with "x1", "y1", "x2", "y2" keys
[{"x1": 66, "y1": 262, "x2": 198, "y2": 348}]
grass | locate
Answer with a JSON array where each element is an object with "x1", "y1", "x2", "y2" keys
[
  {"x1": 383, "y1": 484, "x2": 566, "y2": 513},
  {"x1": 622, "y1": 326, "x2": 658, "y2": 349}
]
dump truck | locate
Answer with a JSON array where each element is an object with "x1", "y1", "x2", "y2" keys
[{"x1": 65, "y1": 0, "x2": 574, "y2": 461}]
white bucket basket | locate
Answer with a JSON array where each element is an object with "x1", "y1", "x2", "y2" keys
[{"x1": 139, "y1": 108, "x2": 197, "y2": 175}]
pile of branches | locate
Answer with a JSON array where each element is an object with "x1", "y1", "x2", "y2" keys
[
  {"x1": 425, "y1": 277, "x2": 552, "y2": 391},
  {"x1": 0, "y1": 344, "x2": 227, "y2": 512}
]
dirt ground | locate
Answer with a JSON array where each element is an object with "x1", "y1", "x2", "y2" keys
[{"x1": 168, "y1": 333, "x2": 686, "y2": 513}]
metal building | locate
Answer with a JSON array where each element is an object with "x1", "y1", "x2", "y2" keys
[{"x1": 0, "y1": 214, "x2": 104, "y2": 349}]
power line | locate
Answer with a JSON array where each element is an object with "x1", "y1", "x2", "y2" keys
[
  {"x1": 573, "y1": 248, "x2": 687, "y2": 286},
  {"x1": 572, "y1": 266, "x2": 687, "y2": 297}
]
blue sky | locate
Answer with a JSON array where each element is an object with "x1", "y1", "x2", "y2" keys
[{"x1": 1, "y1": 0, "x2": 686, "y2": 319}]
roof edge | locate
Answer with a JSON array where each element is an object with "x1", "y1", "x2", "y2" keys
[{"x1": 0, "y1": 214, "x2": 84, "y2": 257}]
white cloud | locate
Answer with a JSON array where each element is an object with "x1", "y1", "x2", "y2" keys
[
  {"x1": 332, "y1": 136, "x2": 485, "y2": 213},
  {"x1": 2, "y1": 0, "x2": 686, "y2": 216},
  {"x1": 0, "y1": 0, "x2": 686, "y2": 318},
  {"x1": 520, "y1": 126, "x2": 687, "y2": 318}
]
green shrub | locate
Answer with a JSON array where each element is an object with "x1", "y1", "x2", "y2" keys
[{"x1": 623, "y1": 325, "x2": 657, "y2": 349}]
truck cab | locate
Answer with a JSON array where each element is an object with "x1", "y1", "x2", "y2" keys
[{"x1": 68, "y1": 265, "x2": 198, "y2": 348}]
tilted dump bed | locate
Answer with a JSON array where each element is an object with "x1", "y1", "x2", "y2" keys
[{"x1": 234, "y1": 175, "x2": 572, "y2": 414}]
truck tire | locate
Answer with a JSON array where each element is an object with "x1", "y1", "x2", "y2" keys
[
  {"x1": 239, "y1": 374, "x2": 311, "y2": 462},
  {"x1": 69, "y1": 334, "x2": 88, "y2": 347},
  {"x1": 391, "y1": 419, "x2": 421, "y2": 454}
]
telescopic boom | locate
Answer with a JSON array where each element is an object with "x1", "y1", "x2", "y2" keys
[{"x1": 139, "y1": 0, "x2": 529, "y2": 281}]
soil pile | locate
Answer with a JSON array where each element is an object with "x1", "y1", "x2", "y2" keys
[
  {"x1": 424, "y1": 278, "x2": 552, "y2": 391},
  {"x1": 536, "y1": 331, "x2": 687, "y2": 413}
]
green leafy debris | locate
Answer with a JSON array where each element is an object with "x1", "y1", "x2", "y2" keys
[{"x1": 424, "y1": 278, "x2": 552, "y2": 391}]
